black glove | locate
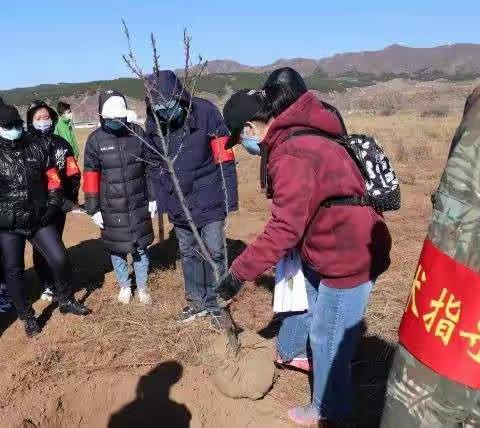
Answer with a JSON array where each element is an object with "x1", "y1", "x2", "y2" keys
[
  {"x1": 215, "y1": 271, "x2": 244, "y2": 301},
  {"x1": 40, "y1": 205, "x2": 59, "y2": 227}
]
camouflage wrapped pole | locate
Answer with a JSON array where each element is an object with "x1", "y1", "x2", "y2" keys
[{"x1": 382, "y1": 88, "x2": 480, "y2": 427}]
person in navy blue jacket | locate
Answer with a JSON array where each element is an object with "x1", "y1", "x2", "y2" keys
[{"x1": 145, "y1": 71, "x2": 238, "y2": 329}]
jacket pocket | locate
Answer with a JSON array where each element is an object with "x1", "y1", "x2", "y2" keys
[{"x1": 193, "y1": 172, "x2": 223, "y2": 211}]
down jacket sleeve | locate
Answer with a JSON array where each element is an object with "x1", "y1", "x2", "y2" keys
[
  {"x1": 207, "y1": 104, "x2": 239, "y2": 212},
  {"x1": 231, "y1": 154, "x2": 316, "y2": 282},
  {"x1": 82, "y1": 133, "x2": 101, "y2": 215},
  {"x1": 44, "y1": 152, "x2": 63, "y2": 209}
]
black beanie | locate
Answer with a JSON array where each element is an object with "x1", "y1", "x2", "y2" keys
[{"x1": 0, "y1": 104, "x2": 22, "y2": 127}]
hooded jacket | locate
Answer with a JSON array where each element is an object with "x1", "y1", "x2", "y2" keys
[
  {"x1": 83, "y1": 90, "x2": 154, "y2": 254},
  {"x1": 26, "y1": 100, "x2": 81, "y2": 211},
  {"x1": 145, "y1": 71, "x2": 238, "y2": 228},
  {"x1": 0, "y1": 132, "x2": 62, "y2": 235},
  {"x1": 54, "y1": 115, "x2": 79, "y2": 159},
  {"x1": 231, "y1": 92, "x2": 391, "y2": 288}
]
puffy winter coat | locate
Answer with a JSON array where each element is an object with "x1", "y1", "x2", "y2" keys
[
  {"x1": 26, "y1": 100, "x2": 81, "y2": 211},
  {"x1": 145, "y1": 71, "x2": 238, "y2": 228},
  {"x1": 83, "y1": 90, "x2": 154, "y2": 254},
  {"x1": 231, "y1": 92, "x2": 391, "y2": 288},
  {"x1": 0, "y1": 134, "x2": 62, "y2": 235}
]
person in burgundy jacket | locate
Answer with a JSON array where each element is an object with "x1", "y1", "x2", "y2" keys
[{"x1": 218, "y1": 80, "x2": 391, "y2": 425}]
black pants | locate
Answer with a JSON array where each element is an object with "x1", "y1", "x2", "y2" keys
[
  {"x1": 33, "y1": 213, "x2": 66, "y2": 290},
  {"x1": 0, "y1": 224, "x2": 72, "y2": 315}
]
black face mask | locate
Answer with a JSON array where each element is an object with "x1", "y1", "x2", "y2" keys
[{"x1": 103, "y1": 117, "x2": 128, "y2": 134}]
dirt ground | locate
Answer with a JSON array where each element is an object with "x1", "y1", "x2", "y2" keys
[{"x1": 0, "y1": 111, "x2": 458, "y2": 428}]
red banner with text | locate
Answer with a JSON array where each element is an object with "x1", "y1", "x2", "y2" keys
[{"x1": 399, "y1": 239, "x2": 480, "y2": 388}]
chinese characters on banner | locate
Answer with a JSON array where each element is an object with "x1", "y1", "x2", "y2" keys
[{"x1": 399, "y1": 239, "x2": 480, "y2": 388}]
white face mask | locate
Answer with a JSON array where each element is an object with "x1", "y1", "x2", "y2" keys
[
  {"x1": 0, "y1": 126, "x2": 23, "y2": 141},
  {"x1": 33, "y1": 119, "x2": 53, "y2": 133},
  {"x1": 63, "y1": 112, "x2": 73, "y2": 121}
]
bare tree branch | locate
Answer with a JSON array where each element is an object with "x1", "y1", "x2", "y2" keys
[{"x1": 121, "y1": 21, "x2": 223, "y2": 285}]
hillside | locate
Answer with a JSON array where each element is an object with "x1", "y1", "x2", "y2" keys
[
  {"x1": 185, "y1": 43, "x2": 480, "y2": 78},
  {"x1": 2, "y1": 42, "x2": 480, "y2": 119},
  {"x1": 0, "y1": 71, "x2": 382, "y2": 107}
]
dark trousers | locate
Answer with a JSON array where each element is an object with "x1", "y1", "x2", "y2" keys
[
  {"x1": 33, "y1": 213, "x2": 66, "y2": 290},
  {"x1": 0, "y1": 225, "x2": 72, "y2": 315}
]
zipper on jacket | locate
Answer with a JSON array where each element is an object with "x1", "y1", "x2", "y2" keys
[{"x1": 119, "y1": 140, "x2": 134, "y2": 240}]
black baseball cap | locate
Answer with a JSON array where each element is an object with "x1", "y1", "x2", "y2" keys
[{"x1": 223, "y1": 89, "x2": 263, "y2": 148}]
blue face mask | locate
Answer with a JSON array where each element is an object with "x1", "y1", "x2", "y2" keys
[
  {"x1": 240, "y1": 135, "x2": 261, "y2": 156},
  {"x1": 153, "y1": 101, "x2": 183, "y2": 122},
  {"x1": 0, "y1": 126, "x2": 23, "y2": 141},
  {"x1": 104, "y1": 119, "x2": 125, "y2": 131}
]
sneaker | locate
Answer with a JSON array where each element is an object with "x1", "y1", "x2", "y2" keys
[
  {"x1": 118, "y1": 287, "x2": 132, "y2": 305},
  {"x1": 40, "y1": 287, "x2": 54, "y2": 302},
  {"x1": 59, "y1": 299, "x2": 92, "y2": 316},
  {"x1": 137, "y1": 288, "x2": 152, "y2": 305},
  {"x1": 177, "y1": 306, "x2": 207, "y2": 324},
  {"x1": 287, "y1": 404, "x2": 324, "y2": 426},
  {"x1": 276, "y1": 356, "x2": 312, "y2": 372},
  {"x1": 209, "y1": 309, "x2": 233, "y2": 331}
]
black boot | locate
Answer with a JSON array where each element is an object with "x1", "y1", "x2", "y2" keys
[
  {"x1": 59, "y1": 298, "x2": 91, "y2": 316},
  {"x1": 19, "y1": 308, "x2": 41, "y2": 338}
]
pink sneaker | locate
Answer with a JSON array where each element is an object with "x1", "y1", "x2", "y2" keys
[
  {"x1": 288, "y1": 405, "x2": 323, "y2": 426},
  {"x1": 275, "y1": 356, "x2": 312, "y2": 372}
]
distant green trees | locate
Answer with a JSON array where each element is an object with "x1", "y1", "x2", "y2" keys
[{"x1": 1, "y1": 69, "x2": 479, "y2": 106}]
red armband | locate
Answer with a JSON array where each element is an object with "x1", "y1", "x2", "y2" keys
[
  {"x1": 46, "y1": 168, "x2": 61, "y2": 191},
  {"x1": 210, "y1": 137, "x2": 235, "y2": 164},
  {"x1": 83, "y1": 171, "x2": 101, "y2": 194},
  {"x1": 66, "y1": 156, "x2": 80, "y2": 177}
]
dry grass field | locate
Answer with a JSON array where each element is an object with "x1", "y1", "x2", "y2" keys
[{"x1": 0, "y1": 106, "x2": 462, "y2": 427}]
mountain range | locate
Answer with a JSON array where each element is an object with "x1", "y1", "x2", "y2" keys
[
  {"x1": 187, "y1": 43, "x2": 480, "y2": 77},
  {"x1": 2, "y1": 43, "x2": 480, "y2": 111}
]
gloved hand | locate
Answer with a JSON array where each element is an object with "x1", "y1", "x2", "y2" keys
[
  {"x1": 215, "y1": 271, "x2": 244, "y2": 301},
  {"x1": 148, "y1": 200, "x2": 158, "y2": 219},
  {"x1": 40, "y1": 205, "x2": 59, "y2": 227},
  {"x1": 91, "y1": 211, "x2": 104, "y2": 229}
]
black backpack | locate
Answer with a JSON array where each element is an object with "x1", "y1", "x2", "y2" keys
[{"x1": 289, "y1": 129, "x2": 401, "y2": 213}]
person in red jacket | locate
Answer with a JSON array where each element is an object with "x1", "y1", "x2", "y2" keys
[{"x1": 218, "y1": 83, "x2": 391, "y2": 425}]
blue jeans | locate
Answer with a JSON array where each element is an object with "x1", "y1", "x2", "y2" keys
[
  {"x1": 277, "y1": 266, "x2": 373, "y2": 418},
  {"x1": 174, "y1": 220, "x2": 225, "y2": 312},
  {"x1": 111, "y1": 249, "x2": 149, "y2": 289}
]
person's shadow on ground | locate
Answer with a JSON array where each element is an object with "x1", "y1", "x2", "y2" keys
[{"x1": 108, "y1": 360, "x2": 191, "y2": 428}]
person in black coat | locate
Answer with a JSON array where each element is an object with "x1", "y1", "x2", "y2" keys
[
  {"x1": 26, "y1": 100, "x2": 82, "y2": 302},
  {"x1": 0, "y1": 104, "x2": 90, "y2": 337},
  {"x1": 83, "y1": 90, "x2": 155, "y2": 305}
]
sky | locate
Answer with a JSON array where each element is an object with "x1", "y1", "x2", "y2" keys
[{"x1": 2, "y1": 0, "x2": 480, "y2": 90}]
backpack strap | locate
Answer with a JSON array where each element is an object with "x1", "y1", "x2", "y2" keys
[
  {"x1": 288, "y1": 128, "x2": 348, "y2": 145},
  {"x1": 285, "y1": 128, "x2": 372, "y2": 209}
]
